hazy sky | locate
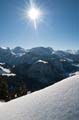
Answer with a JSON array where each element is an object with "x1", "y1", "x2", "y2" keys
[{"x1": 0, "y1": 0, "x2": 79, "y2": 50}]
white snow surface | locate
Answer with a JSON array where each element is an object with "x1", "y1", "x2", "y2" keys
[
  {"x1": 0, "y1": 65, "x2": 16, "y2": 76},
  {"x1": 0, "y1": 75, "x2": 79, "y2": 120},
  {"x1": 0, "y1": 66, "x2": 10, "y2": 73},
  {"x1": 0, "y1": 63, "x2": 5, "y2": 65},
  {"x1": 37, "y1": 60, "x2": 48, "y2": 64}
]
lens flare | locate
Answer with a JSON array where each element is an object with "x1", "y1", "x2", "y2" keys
[
  {"x1": 28, "y1": 7, "x2": 40, "y2": 20},
  {"x1": 22, "y1": 0, "x2": 43, "y2": 29},
  {"x1": 27, "y1": 7, "x2": 41, "y2": 29}
]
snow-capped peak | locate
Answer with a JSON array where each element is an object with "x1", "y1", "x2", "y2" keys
[
  {"x1": 12, "y1": 47, "x2": 26, "y2": 57},
  {"x1": 66, "y1": 49, "x2": 77, "y2": 54}
]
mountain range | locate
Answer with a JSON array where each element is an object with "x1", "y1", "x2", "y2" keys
[{"x1": 0, "y1": 46, "x2": 79, "y2": 101}]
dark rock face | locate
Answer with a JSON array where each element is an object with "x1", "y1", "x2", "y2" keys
[
  {"x1": 28, "y1": 61, "x2": 63, "y2": 85},
  {"x1": 29, "y1": 47, "x2": 54, "y2": 56}
]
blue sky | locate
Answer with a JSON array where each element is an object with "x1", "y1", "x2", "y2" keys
[{"x1": 0, "y1": 0, "x2": 79, "y2": 50}]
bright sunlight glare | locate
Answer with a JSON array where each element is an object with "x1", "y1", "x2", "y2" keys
[
  {"x1": 28, "y1": 7, "x2": 40, "y2": 20},
  {"x1": 27, "y1": 7, "x2": 42, "y2": 29},
  {"x1": 22, "y1": 0, "x2": 44, "y2": 29}
]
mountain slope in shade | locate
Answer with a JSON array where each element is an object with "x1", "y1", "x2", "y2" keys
[
  {"x1": 0, "y1": 74, "x2": 79, "y2": 120},
  {"x1": 12, "y1": 47, "x2": 26, "y2": 56}
]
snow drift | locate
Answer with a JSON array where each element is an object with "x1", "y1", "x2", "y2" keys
[{"x1": 0, "y1": 74, "x2": 79, "y2": 120}]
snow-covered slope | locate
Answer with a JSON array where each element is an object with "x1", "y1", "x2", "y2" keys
[
  {"x1": 0, "y1": 64, "x2": 16, "y2": 76},
  {"x1": 0, "y1": 74, "x2": 79, "y2": 120}
]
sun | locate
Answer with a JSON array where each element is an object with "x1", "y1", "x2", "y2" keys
[
  {"x1": 22, "y1": 0, "x2": 44, "y2": 29},
  {"x1": 28, "y1": 7, "x2": 40, "y2": 20},
  {"x1": 27, "y1": 7, "x2": 41, "y2": 29}
]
